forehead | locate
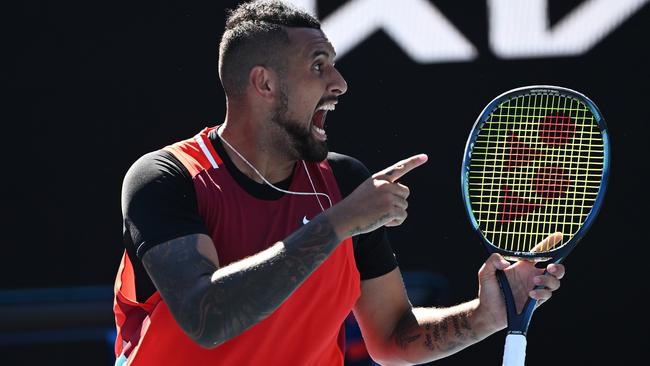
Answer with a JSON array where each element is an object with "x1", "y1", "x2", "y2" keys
[{"x1": 285, "y1": 27, "x2": 336, "y2": 59}]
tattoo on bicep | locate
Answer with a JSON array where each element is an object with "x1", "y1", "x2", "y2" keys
[{"x1": 142, "y1": 235, "x2": 220, "y2": 339}]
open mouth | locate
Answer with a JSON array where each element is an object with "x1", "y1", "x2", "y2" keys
[{"x1": 311, "y1": 101, "x2": 336, "y2": 141}]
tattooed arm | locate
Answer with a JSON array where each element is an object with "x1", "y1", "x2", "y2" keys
[
  {"x1": 353, "y1": 254, "x2": 565, "y2": 365},
  {"x1": 138, "y1": 155, "x2": 424, "y2": 348},
  {"x1": 139, "y1": 154, "x2": 430, "y2": 349},
  {"x1": 141, "y1": 213, "x2": 340, "y2": 349},
  {"x1": 353, "y1": 268, "x2": 497, "y2": 365}
]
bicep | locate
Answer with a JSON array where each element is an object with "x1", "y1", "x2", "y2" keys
[
  {"x1": 353, "y1": 267, "x2": 412, "y2": 359},
  {"x1": 141, "y1": 233, "x2": 219, "y2": 296},
  {"x1": 141, "y1": 233, "x2": 219, "y2": 338},
  {"x1": 122, "y1": 150, "x2": 211, "y2": 302}
]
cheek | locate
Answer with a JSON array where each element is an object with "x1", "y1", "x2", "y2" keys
[
  {"x1": 289, "y1": 98, "x2": 317, "y2": 121},
  {"x1": 282, "y1": 80, "x2": 323, "y2": 120}
]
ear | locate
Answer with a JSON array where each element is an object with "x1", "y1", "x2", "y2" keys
[{"x1": 249, "y1": 66, "x2": 279, "y2": 100}]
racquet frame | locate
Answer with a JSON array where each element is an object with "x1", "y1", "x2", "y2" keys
[{"x1": 461, "y1": 85, "x2": 610, "y2": 336}]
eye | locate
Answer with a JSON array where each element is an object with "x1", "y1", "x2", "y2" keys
[{"x1": 313, "y1": 62, "x2": 324, "y2": 73}]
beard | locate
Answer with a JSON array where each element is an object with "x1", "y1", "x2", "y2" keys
[{"x1": 271, "y1": 85, "x2": 329, "y2": 162}]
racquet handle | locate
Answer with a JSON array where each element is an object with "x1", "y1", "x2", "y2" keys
[{"x1": 502, "y1": 334, "x2": 527, "y2": 366}]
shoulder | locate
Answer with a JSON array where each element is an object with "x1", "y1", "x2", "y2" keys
[
  {"x1": 327, "y1": 152, "x2": 370, "y2": 175},
  {"x1": 327, "y1": 152, "x2": 371, "y2": 196},
  {"x1": 124, "y1": 149, "x2": 189, "y2": 182},
  {"x1": 122, "y1": 149, "x2": 206, "y2": 258},
  {"x1": 122, "y1": 150, "x2": 192, "y2": 210}
]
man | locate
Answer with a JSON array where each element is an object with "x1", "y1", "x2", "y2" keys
[{"x1": 114, "y1": 1, "x2": 565, "y2": 365}]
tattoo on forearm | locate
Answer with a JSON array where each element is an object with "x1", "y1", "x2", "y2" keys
[
  {"x1": 394, "y1": 310, "x2": 478, "y2": 354},
  {"x1": 429, "y1": 313, "x2": 477, "y2": 352},
  {"x1": 142, "y1": 215, "x2": 340, "y2": 347},
  {"x1": 424, "y1": 324, "x2": 434, "y2": 350},
  {"x1": 452, "y1": 316, "x2": 462, "y2": 338}
]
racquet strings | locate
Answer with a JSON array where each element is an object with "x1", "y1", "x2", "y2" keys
[{"x1": 467, "y1": 92, "x2": 605, "y2": 253}]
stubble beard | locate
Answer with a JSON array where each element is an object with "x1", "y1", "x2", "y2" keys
[{"x1": 271, "y1": 84, "x2": 329, "y2": 162}]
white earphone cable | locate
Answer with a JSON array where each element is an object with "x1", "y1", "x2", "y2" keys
[{"x1": 216, "y1": 128, "x2": 332, "y2": 212}]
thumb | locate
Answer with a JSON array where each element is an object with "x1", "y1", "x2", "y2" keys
[{"x1": 480, "y1": 253, "x2": 511, "y2": 276}]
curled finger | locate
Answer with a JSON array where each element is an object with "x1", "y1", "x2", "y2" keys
[{"x1": 533, "y1": 274, "x2": 561, "y2": 292}]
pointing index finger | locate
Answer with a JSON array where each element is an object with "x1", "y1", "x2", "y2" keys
[{"x1": 376, "y1": 154, "x2": 428, "y2": 182}]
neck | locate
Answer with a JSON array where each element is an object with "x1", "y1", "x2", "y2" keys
[{"x1": 217, "y1": 119, "x2": 296, "y2": 184}]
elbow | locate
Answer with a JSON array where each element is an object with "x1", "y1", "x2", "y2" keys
[
  {"x1": 175, "y1": 282, "x2": 234, "y2": 349},
  {"x1": 193, "y1": 334, "x2": 226, "y2": 350},
  {"x1": 179, "y1": 323, "x2": 228, "y2": 350},
  {"x1": 364, "y1": 338, "x2": 416, "y2": 366},
  {"x1": 180, "y1": 306, "x2": 259, "y2": 350},
  {"x1": 181, "y1": 317, "x2": 231, "y2": 349},
  {"x1": 174, "y1": 301, "x2": 230, "y2": 349},
  {"x1": 181, "y1": 305, "x2": 268, "y2": 349},
  {"x1": 171, "y1": 280, "x2": 270, "y2": 350},
  {"x1": 368, "y1": 355, "x2": 414, "y2": 366},
  {"x1": 180, "y1": 313, "x2": 238, "y2": 350}
]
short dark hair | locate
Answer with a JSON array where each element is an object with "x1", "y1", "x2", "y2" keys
[{"x1": 218, "y1": 0, "x2": 321, "y2": 97}]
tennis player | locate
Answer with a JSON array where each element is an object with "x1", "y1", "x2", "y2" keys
[{"x1": 113, "y1": 1, "x2": 565, "y2": 365}]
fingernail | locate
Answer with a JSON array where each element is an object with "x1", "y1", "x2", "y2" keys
[
  {"x1": 548, "y1": 265, "x2": 557, "y2": 273},
  {"x1": 533, "y1": 277, "x2": 542, "y2": 285}
]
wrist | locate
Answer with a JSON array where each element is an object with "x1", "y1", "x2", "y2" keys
[
  {"x1": 472, "y1": 298, "x2": 507, "y2": 336},
  {"x1": 321, "y1": 204, "x2": 355, "y2": 240}
]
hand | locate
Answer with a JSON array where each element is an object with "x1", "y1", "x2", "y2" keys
[
  {"x1": 325, "y1": 154, "x2": 428, "y2": 238},
  {"x1": 476, "y1": 233, "x2": 566, "y2": 330}
]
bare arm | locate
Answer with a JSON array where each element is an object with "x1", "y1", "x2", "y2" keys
[
  {"x1": 353, "y1": 268, "x2": 494, "y2": 365},
  {"x1": 353, "y1": 248, "x2": 565, "y2": 365}
]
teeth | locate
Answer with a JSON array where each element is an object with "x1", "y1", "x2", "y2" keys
[
  {"x1": 313, "y1": 126, "x2": 325, "y2": 134},
  {"x1": 317, "y1": 103, "x2": 336, "y2": 111}
]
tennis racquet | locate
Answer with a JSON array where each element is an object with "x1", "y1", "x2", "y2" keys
[{"x1": 460, "y1": 86, "x2": 610, "y2": 366}]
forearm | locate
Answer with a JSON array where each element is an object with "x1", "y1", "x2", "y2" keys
[
  {"x1": 204, "y1": 214, "x2": 340, "y2": 345},
  {"x1": 144, "y1": 213, "x2": 341, "y2": 348},
  {"x1": 385, "y1": 299, "x2": 503, "y2": 365}
]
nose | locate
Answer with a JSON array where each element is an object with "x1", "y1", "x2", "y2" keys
[{"x1": 329, "y1": 67, "x2": 348, "y2": 96}]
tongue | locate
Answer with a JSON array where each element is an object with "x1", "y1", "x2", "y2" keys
[{"x1": 312, "y1": 110, "x2": 325, "y2": 128}]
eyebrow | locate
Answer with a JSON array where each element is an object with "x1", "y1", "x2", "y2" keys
[{"x1": 310, "y1": 48, "x2": 336, "y2": 60}]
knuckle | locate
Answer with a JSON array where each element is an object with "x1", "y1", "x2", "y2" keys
[
  {"x1": 375, "y1": 180, "x2": 389, "y2": 189},
  {"x1": 382, "y1": 194, "x2": 394, "y2": 206},
  {"x1": 391, "y1": 207, "x2": 403, "y2": 219}
]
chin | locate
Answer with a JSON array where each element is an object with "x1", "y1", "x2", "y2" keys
[{"x1": 300, "y1": 140, "x2": 329, "y2": 162}]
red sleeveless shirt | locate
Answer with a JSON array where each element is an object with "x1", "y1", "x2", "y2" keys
[{"x1": 113, "y1": 127, "x2": 361, "y2": 365}]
